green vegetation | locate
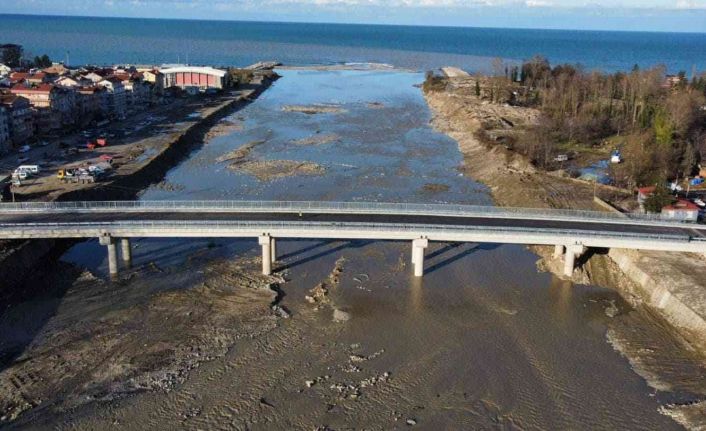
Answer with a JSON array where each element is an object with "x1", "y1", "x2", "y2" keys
[
  {"x1": 32, "y1": 54, "x2": 52, "y2": 68},
  {"x1": 488, "y1": 56, "x2": 706, "y2": 189},
  {"x1": 1, "y1": 44, "x2": 22, "y2": 68},
  {"x1": 643, "y1": 184, "x2": 676, "y2": 213},
  {"x1": 423, "y1": 71, "x2": 447, "y2": 93}
]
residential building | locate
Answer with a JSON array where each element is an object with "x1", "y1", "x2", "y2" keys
[
  {"x1": 138, "y1": 69, "x2": 165, "y2": 94},
  {"x1": 55, "y1": 75, "x2": 92, "y2": 88},
  {"x1": 76, "y1": 86, "x2": 106, "y2": 124},
  {"x1": 10, "y1": 84, "x2": 76, "y2": 135},
  {"x1": 0, "y1": 106, "x2": 10, "y2": 153},
  {"x1": 122, "y1": 76, "x2": 152, "y2": 113},
  {"x1": 662, "y1": 199, "x2": 700, "y2": 222},
  {"x1": 97, "y1": 77, "x2": 127, "y2": 118},
  {"x1": 82, "y1": 72, "x2": 105, "y2": 84},
  {"x1": 0, "y1": 63, "x2": 10, "y2": 77},
  {"x1": 0, "y1": 94, "x2": 34, "y2": 146}
]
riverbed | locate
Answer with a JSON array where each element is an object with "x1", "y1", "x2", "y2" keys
[{"x1": 1, "y1": 69, "x2": 702, "y2": 429}]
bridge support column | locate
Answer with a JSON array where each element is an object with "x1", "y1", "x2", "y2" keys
[
  {"x1": 412, "y1": 238, "x2": 429, "y2": 278},
  {"x1": 271, "y1": 238, "x2": 277, "y2": 263},
  {"x1": 99, "y1": 235, "x2": 118, "y2": 279},
  {"x1": 563, "y1": 244, "x2": 584, "y2": 278},
  {"x1": 259, "y1": 235, "x2": 272, "y2": 275},
  {"x1": 120, "y1": 238, "x2": 132, "y2": 267},
  {"x1": 553, "y1": 244, "x2": 565, "y2": 259}
]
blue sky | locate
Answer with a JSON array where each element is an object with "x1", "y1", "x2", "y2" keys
[{"x1": 2, "y1": 0, "x2": 706, "y2": 32}]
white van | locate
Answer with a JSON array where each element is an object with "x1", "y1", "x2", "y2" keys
[{"x1": 16, "y1": 165, "x2": 40, "y2": 175}]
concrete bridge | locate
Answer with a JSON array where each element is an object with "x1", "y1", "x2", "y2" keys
[{"x1": 1, "y1": 200, "x2": 705, "y2": 279}]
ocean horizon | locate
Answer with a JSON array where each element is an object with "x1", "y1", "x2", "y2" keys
[{"x1": 2, "y1": 13, "x2": 706, "y2": 74}]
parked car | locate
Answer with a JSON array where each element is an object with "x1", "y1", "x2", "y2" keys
[
  {"x1": 17, "y1": 156, "x2": 30, "y2": 164},
  {"x1": 18, "y1": 145, "x2": 31, "y2": 153},
  {"x1": 693, "y1": 198, "x2": 706, "y2": 208}
]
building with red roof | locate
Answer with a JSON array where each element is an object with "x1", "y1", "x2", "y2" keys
[{"x1": 662, "y1": 199, "x2": 700, "y2": 222}]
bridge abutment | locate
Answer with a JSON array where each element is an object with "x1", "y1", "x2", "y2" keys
[
  {"x1": 554, "y1": 244, "x2": 565, "y2": 259},
  {"x1": 99, "y1": 235, "x2": 119, "y2": 279},
  {"x1": 412, "y1": 238, "x2": 429, "y2": 277},
  {"x1": 259, "y1": 235, "x2": 273, "y2": 275}
]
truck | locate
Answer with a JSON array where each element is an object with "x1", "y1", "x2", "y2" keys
[{"x1": 58, "y1": 168, "x2": 74, "y2": 181}]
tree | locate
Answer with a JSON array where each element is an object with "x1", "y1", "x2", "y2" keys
[
  {"x1": 475, "y1": 79, "x2": 481, "y2": 97},
  {"x1": 643, "y1": 184, "x2": 675, "y2": 213},
  {"x1": 32, "y1": 54, "x2": 52, "y2": 68},
  {"x1": 1, "y1": 44, "x2": 23, "y2": 68}
]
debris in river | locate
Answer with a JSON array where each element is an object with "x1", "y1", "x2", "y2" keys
[
  {"x1": 291, "y1": 133, "x2": 340, "y2": 146},
  {"x1": 333, "y1": 308, "x2": 351, "y2": 322},
  {"x1": 228, "y1": 160, "x2": 325, "y2": 181},
  {"x1": 215, "y1": 140, "x2": 265, "y2": 162}
]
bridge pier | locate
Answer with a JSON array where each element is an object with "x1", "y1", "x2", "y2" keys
[
  {"x1": 412, "y1": 238, "x2": 429, "y2": 277},
  {"x1": 563, "y1": 244, "x2": 584, "y2": 278},
  {"x1": 120, "y1": 238, "x2": 132, "y2": 267},
  {"x1": 271, "y1": 237, "x2": 277, "y2": 263},
  {"x1": 99, "y1": 235, "x2": 118, "y2": 278},
  {"x1": 259, "y1": 235, "x2": 272, "y2": 275}
]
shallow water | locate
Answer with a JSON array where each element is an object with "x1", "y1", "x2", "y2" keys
[{"x1": 50, "y1": 70, "x2": 704, "y2": 428}]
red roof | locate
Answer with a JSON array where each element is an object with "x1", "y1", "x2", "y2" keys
[
  {"x1": 10, "y1": 83, "x2": 55, "y2": 94},
  {"x1": 663, "y1": 199, "x2": 700, "y2": 212},
  {"x1": 637, "y1": 186, "x2": 656, "y2": 195}
]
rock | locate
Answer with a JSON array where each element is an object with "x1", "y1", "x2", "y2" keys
[
  {"x1": 406, "y1": 418, "x2": 417, "y2": 426},
  {"x1": 305, "y1": 380, "x2": 316, "y2": 388},
  {"x1": 605, "y1": 300, "x2": 619, "y2": 318},
  {"x1": 333, "y1": 309, "x2": 351, "y2": 322},
  {"x1": 271, "y1": 305, "x2": 290, "y2": 318}
]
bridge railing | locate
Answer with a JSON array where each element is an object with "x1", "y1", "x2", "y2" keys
[
  {"x1": 0, "y1": 219, "x2": 693, "y2": 243},
  {"x1": 0, "y1": 200, "x2": 695, "y2": 227}
]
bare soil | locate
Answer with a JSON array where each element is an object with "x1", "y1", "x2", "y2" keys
[
  {"x1": 204, "y1": 120, "x2": 243, "y2": 142},
  {"x1": 0, "y1": 256, "x2": 284, "y2": 425}
]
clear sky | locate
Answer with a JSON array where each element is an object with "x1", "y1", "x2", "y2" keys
[{"x1": 2, "y1": 0, "x2": 706, "y2": 33}]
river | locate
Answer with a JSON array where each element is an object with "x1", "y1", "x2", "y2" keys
[{"x1": 4, "y1": 69, "x2": 704, "y2": 429}]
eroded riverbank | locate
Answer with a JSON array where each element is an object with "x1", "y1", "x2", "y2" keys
[{"x1": 423, "y1": 76, "x2": 706, "y2": 428}]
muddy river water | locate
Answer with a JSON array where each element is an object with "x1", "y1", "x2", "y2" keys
[{"x1": 3, "y1": 70, "x2": 705, "y2": 429}]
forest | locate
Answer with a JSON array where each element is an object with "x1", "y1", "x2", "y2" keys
[{"x1": 489, "y1": 56, "x2": 706, "y2": 189}]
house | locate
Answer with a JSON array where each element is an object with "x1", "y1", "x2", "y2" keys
[
  {"x1": 55, "y1": 75, "x2": 91, "y2": 88},
  {"x1": 0, "y1": 106, "x2": 10, "y2": 153},
  {"x1": 42, "y1": 64, "x2": 69, "y2": 75},
  {"x1": 0, "y1": 63, "x2": 10, "y2": 77},
  {"x1": 82, "y1": 72, "x2": 105, "y2": 84},
  {"x1": 636, "y1": 186, "x2": 655, "y2": 210},
  {"x1": 662, "y1": 199, "x2": 700, "y2": 222},
  {"x1": 10, "y1": 84, "x2": 76, "y2": 135},
  {"x1": 0, "y1": 94, "x2": 35, "y2": 146}
]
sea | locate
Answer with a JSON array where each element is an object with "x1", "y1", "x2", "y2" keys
[{"x1": 1, "y1": 14, "x2": 706, "y2": 73}]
